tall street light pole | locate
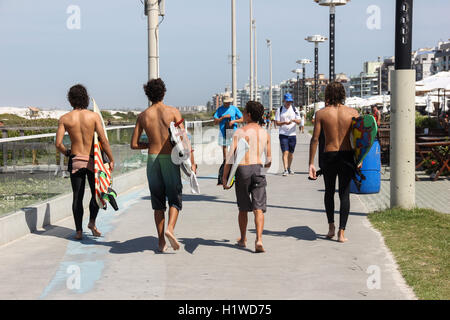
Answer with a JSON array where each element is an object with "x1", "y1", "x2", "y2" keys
[
  {"x1": 266, "y1": 39, "x2": 273, "y2": 112},
  {"x1": 297, "y1": 59, "x2": 312, "y2": 107},
  {"x1": 390, "y1": 0, "x2": 415, "y2": 209},
  {"x1": 253, "y1": 19, "x2": 258, "y2": 102},
  {"x1": 145, "y1": 0, "x2": 161, "y2": 81},
  {"x1": 314, "y1": 0, "x2": 350, "y2": 82},
  {"x1": 292, "y1": 69, "x2": 302, "y2": 108},
  {"x1": 231, "y1": 0, "x2": 237, "y2": 104},
  {"x1": 249, "y1": 0, "x2": 254, "y2": 101},
  {"x1": 306, "y1": 35, "x2": 327, "y2": 113}
]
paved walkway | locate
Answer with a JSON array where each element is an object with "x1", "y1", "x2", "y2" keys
[{"x1": 0, "y1": 132, "x2": 416, "y2": 299}]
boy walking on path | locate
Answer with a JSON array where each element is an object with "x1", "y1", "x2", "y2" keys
[
  {"x1": 131, "y1": 78, "x2": 196, "y2": 252},
  {"x1": 308, "y1": 82, "x2": 359, "y2": 243},
  {"x1": 275, "y1": 93, "x2": 301, "y2": 176},
  {"x1": 56, "y1": 84, "x2": 115, "y2": 240},
  {"x1": 223, "y1": 101, "x2": 272, "y2": 253}
]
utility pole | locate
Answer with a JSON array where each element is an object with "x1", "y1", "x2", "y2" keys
[
  {"x1": 390, "y1": 0, "x2": 415, "y2": 209},
  {"x1": 306, "y1": 35, "x2": 327, "y2": 113},
  {"x1": 231, "y1": 0, "x2": 237, "y2": 104},
  {"x1": 145, "y1": 0, "x2": 161, "y2": 81},
  {"x1": 266, "y1": 39, "x2": 273, "y2": 112},
  {"x1": 253, "y1": 19, "x2": 258, "y2": 102},
  {"x1": 249, "y1": 0, "x2": 254, "y2": 101}
]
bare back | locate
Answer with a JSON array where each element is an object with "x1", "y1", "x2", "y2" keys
[
  {"x1": 316, "y1": 104, "x2": 359, "y2": 152},
  {"x1": 137, "y1": 103, "x2": 182, "y2": 154},
  {"x1": 231, "y1": 124, "x2": 270, "y2": 166},
  {"x1": 60, "y1": 109, "x2": 98, "y2": 156}
]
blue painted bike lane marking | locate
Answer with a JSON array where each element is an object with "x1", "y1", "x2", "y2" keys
[{"x1": 39, "y1": 186, "x2": 148, "y2": 299}]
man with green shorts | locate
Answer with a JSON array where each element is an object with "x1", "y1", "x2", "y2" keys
[{"x1": 131, "y1": 78, "x2": 196, "y2": 252}]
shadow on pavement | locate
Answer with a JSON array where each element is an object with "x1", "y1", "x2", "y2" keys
[
  {"x1": 178, "y1": 237, "x2": 253, "y2": 254},
  {"x1": 249, "y1": 226, "x2": 317, "y2": 241}
]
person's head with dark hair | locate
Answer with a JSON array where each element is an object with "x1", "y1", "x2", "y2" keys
[
  {"x1": 325, "y1": 81, "x2": 346, "y2": 106},
  {"x1": 244, "y1": 100, "x2": 264, "y2": 124},
  {"x1": 67, "y1": 84, "x2": 89, "y2": 109},
  {"x1": 143, "y1": 78, "x2": 166, "y2": 104}
]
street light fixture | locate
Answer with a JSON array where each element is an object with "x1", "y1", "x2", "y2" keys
[
  {"x1": 313, "y1": 0, "x2": 350, "y2": 82},
  {"x1": 305, "y1": 35, "x2": 327, "y2": 113},
  {"x1": 297, "y1": 59, "x2": 312, "y2": 107}
]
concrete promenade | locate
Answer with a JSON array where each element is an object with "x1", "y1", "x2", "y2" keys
[{"x1": 0, "y1": 132, "x2": 416, "y2": 300}]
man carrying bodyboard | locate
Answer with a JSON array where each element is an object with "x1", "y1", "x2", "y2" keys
[
  {"x1": 131, "y1": 78, "x2": 196, "y2": 253},
  {"x1": 223, "y1": 101, "x2": 272, "y2": 253},
  {"x1": 308, "y1": 82, "x2": 359, "y2": 243},
  {"x1": 55, "y1": 84, "x2": 115, "y2": 240}
]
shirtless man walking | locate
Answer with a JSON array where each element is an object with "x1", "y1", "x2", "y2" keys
[
  {"x1": 308, "y1": 82, "x2": 359, "y2": 243},
  {"x1": 223, "y1": 101, "x2": 272, "y2": 253},
  {"x1": 131, "y1": 78, "x2": 196, "y2": 252},
  {"x1": 56, "y1": 84, "x2": 114, "y2": 240}
]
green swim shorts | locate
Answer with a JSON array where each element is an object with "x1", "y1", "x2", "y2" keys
[{"x1": 146, "y1": 154, "x2": 182, "y2": 211}]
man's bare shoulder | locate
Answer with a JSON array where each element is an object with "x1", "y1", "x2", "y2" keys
[{"x1": 342, "y1": 105, "x2": 360, "y2": 117}]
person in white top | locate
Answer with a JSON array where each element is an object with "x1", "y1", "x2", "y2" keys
[
  {"x1": 275, "y1": 93, "x2": 301, "y2": 176},
  {"x1": 298, "y1": 106, "x2": 306, "y2": 133}
]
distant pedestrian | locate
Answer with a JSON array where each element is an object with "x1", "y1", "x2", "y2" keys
[
  {"x1": 308, "y1": 82, "x2": 359, "y2": 243},
  {"x1": 275, "y1": 93, "x2": 301, "y2": 176},
  {"x1": 213, "y1": 93, "x2": 243, "y2": 185},
  {"x1": 371, "y1": 105, "x2": 381, "y2": 127},
  {"x1": 298, "y1": 106, "x2": 306, "y2": 133}
]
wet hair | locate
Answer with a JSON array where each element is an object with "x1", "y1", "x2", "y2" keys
[
  {"x1": 143, "y1": 78, "x2": 166, "y2": 103},
  {"x1": 325, "y1": 81, "x2": 346, "y2": 106},
  {"x1": 67, "y1": 84, "x2": 89, "y2": 109},
  {"x1": 245, "y1": 100, "x2": 264, "y2": 123}
]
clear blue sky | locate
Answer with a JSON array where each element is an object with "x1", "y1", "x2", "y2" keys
[{"x1": 0, "y1": 0, "x2": 449, "y2": 110}]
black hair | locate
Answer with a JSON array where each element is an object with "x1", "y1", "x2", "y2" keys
[
  {"x1": 67, "y1": 84, "x2": 89, "y2": 109},
  {"x1": 143, "y1": 78, "x2": 166, "y2": 104},
  {"x1": 325, "y1": 81, "x2": 346, "y2": 106},
  {"x1": 245, "y1": 100, "x2": 264, "y2": 124}
]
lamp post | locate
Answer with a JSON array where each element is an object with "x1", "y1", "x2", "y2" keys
[
  {"x1": 292, "y1": 69, "x2": 302, "y2": 108},
  {"x1": 306, "y1": 81, "x2": 312, "y2": 111},
  {"x1": 145, "y1": 0, "x2": 161, "y2": 81},
  {"x1": 249, "y1": 0, "x2": 254, "y2": 100},
  {"x1": 360, "y1": 72, "x2": 364, "y2": 98},
  {"x1": 390, "y1": 0, "x2": 415, "y2": 209},
  {"x1": 253, "y1": 19, "x2": 258, "y2": 102},
  {"x1": 231, "y1": 0, "x2": 237, "y2": 104},
  {"x1": 297, "y1": 59, "x2": 312, "y2": 107},
  {"x1": 306, "y1": 35, "x2": 327, "y2": 113},
  {"x1": 313, "y1": 0, "x2": 350, "y2": 82},
  {"x1": 266, "y1": 39, "x2": 273, "y2": 112}
]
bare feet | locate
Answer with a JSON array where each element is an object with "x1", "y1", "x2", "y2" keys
[
  {"x1": 74, "y1": 231, "x2": 83, "y2": 240},
  {"x1": 157, "y1": 242, "x2": 168, "y2": 253},
  {"x1": 326, "y1": 224, "x2": 336, "y2": 239},
  {"x1": 255, "y1": 240, "x2": 265, "y2": 253},
  {"x1": 337, "y1": 229, "x2": 348, "y2": 243},
  {"x1": 165, "y1": 229, "x2": 180, "y2": 250},
  {"x1": 88, "y1": 224, "x2": 102, "y2": 237},
  {"x1": 236, "y1": 238, "x2": 247, "y2": 248}
]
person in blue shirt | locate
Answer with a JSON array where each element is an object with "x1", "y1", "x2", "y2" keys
[{"x1": 213, "y1": 93, "x2": 243, "y2": 185}]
